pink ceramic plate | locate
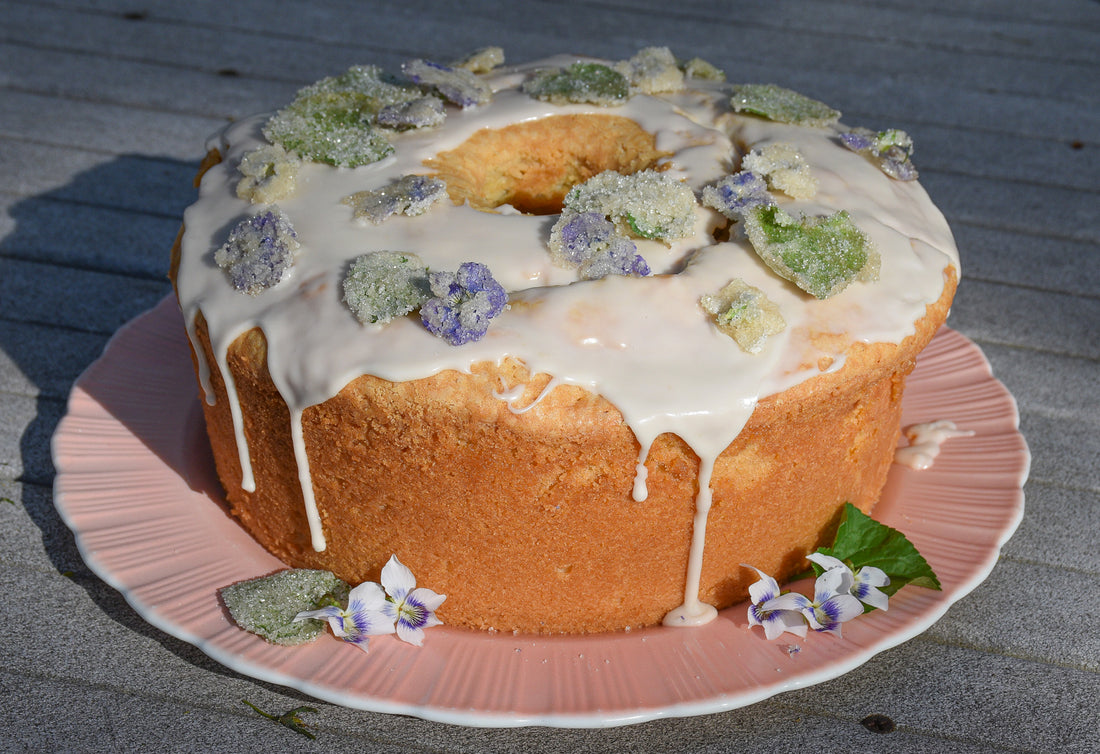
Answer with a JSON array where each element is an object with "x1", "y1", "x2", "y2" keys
[{"x1": 52, "y1": 297, "x2": 1028, "y2": 728}]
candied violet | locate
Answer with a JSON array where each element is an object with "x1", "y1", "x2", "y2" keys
[
  {"x1": 420, "y1": 262, "x2": 508, "y2": 345},
  {"x1": 522, "y1": 62, "x2": 630, "y2": 106},
  {"x1": 730, "y1": 84, "x2": 840, "y2": 128},
  {"x1": 343, "y1": 175, "x2": 449, "y2": 224},
  {"x1": 214, "y1": 207, "x2": 300, "y2": 295},
  {"x1": 377, "y1": 96, "x2": 447, "y2": 130},
  {"x1": 343, "y1": 251, "x2": 430, "y2": 324},
  {"x1": 701, "y1": 171, "x2": 774, "y2": 219},
  {"x1": 402, "y1": 59, "x2": 492, "y2": 108},
  {"x1": 549, "y1": 211, "x2": 650, "y2": 280},
  {"x1": 840, "y1": 127, "x2": 919, "y2": 180},
  {"x1": 564, "y1": 170, "x2": 697, "y2": 241}
]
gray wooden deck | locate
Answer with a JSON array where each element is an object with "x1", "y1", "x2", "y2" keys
[{"x1": 2, "y1": 0, "x2": 1097, "y2": 750}]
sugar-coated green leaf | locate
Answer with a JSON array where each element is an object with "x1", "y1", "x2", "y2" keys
[{"x1": 814, "y1": 502, "x2": 941, "y2": 597}]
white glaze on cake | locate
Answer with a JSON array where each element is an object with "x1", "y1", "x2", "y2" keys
[
  {"x1": 895, "y1": 420, "x2": 974, "y2": 470},
  {"x1": 175, "y1": 55, "x2": 960, "y2": 626}
]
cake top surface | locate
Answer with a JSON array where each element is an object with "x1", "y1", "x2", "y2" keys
[{"x1": 176, "y1": 50, "x2": 959, "y2": 484}]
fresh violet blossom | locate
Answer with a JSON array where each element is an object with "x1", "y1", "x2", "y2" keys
[
  {"x1": 797, "y1": 564, "x2": 864, "y2": 636},
  {"x1": 807, "y1": 553, "x2": 891, "y2": 611},
  {"x1": 421, "y1": 262, "x2": 507, "y2": 345},
  {"x1": 293, "y1": 581, "x2": 394, "y2": 653},
  {"x1": 379, "y1": 555, "x2": 446, "y2": 646},
  {"x1": 744, "y1": 565, "x2": 808, "y2": 640}
]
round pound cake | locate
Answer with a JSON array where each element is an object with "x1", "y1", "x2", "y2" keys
[{"x1": 171, "y1": 48, "x2": 959, "y2": 634}]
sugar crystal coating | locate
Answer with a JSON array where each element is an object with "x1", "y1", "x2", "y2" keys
[
  {"x1": 236, "y1": 143, "x2": 301, "y2": 203},
  {"x1": 549, "y1": 211, "x2": 650, "y2": 279},
  {"x1": 421, "y1": 262, "x2": 508, "y2": 345},
  {"x1": 700, "y1": 278, "x2": 786, "y2": 353},
  {"x1": 377, "y1": 96, "x2": 447, "y2": 130},
  {"x1": 564, "y1": 169, "x2": 697, "y2": 241},
  {"x1": 343, "y1": 174, "x2": 449, "y2": 225},
  {"x1": 742, "y1": 143, "x2": 818, "y2": 199},
  {"x1": 402, "y1": 59, "x2": 492, "y2": 108},
  {"x1": 614, "y1": 46, "x2": 685, "y2": 94},
  {"x1": 263, "y1": 65, "x2": 421, "y2": 168},
  {"x1": 731, "y1": 84, "x2": 840, "y2": 128},
  {"x1": 343, "y1": 251, "x2": 431, "y2": 324},
  {"x1": 741, "y1": 205, "x2": 879, "y2": 299},
  {"x1": 214, "y1": 207, "x2": 300, "y2": 295},
  {"x1": 220, "y1": 569, "x2": 349, "y2": 646},
  {"x1": 840, "y1": 127, "x2": 919, "y2": 180},
  {"x1": 701, "y1": 171, "x2": 774, "y2": 219},
  {"x1": 681, "y1": 57, "x2": 726, "y2": 81},
  {"x1": 452, "y1": 46, "x2": 505, "y2": 73},
  {"x1": 522, "y1": 62, "x2": 630, "y2": 106}
]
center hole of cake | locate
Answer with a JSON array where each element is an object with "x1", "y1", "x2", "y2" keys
[{"x1": 425, "y1": 114, "x2": 669, "y2": 215}]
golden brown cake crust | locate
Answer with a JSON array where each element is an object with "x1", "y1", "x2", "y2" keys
[{"x1": 180, "y1": 221, "x2": 956, "y2": 633}]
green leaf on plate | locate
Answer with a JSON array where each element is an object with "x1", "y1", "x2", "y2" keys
[{"x1": 814, "y1": 502, "x2": 941, "y2": 598}]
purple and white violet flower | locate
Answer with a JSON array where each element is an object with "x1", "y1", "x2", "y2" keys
[
  {"x1": 795, "y1": 563, "x2": 864, "y2": 636},
  {"x1": 380, "y1": 555, "x2": 447, "y2": 646},
  {"x1": 293, "y1": 580, "x2": 394, "y2": 653},
  {"x1": 745, "y1": 557, "x2": 869, "y2": 640},
  {"x1": 293, "y1": 555, "x2": 446, "y2": 651},
  {"x1": 807, "y1": 552, "x2": 891, "y2": 611},
  {"x1": 745, "y1": 565, "x2": 808, "y2": 640}
]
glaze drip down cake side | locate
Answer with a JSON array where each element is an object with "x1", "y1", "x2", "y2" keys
[{"x1": 171, "y1": 48, "x2": 959, "y2": 634}]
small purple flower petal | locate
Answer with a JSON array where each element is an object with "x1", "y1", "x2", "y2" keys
[
  {"x1": 377, "y1": 96, "x2": 447, "y2": 130},
  {"x1": 839, "y1": 130, "x2": 876, "y2": 152},
  {"x1": 344, "y1": 175, "x2": 448, "y2": 225},
  {"x1": 701, "y1": 171, "x2": 774, "y2": 220},
  {"x1": 214, "y1": 207, "x2": 300, "y2": 295},
  {"x1": 421, "y1": 262, "x2": 507, "y2": 345},
  {"x1": 839, "y1": 127, "x2": 918, "y2": 181},
  {"x1": 804, "y1": 593, "x2": 863, "y2": 636},
  {"x1": 402, "y1": 59, "x2": 492, "y2": 108},
  {"x1": 378, "y1": 555, "x2": 446, "y2": 646},
  {"x1": 744, "y1": 565, "x2": 809, "y2": 640},
  {"x1": 549, "y1": 211, "x2": 649, "y2": 280},
  {"x1": 294, "y1": 581, "x2": 394, "y2": 653}
]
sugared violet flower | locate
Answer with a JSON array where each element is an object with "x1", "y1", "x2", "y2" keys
[
  {"x1": 701, "y1": 171, "x2": 774, "y2": 220},
  {"x1": 402, "y1": 59, "x2": 492, "y2": 108},
  {"x1": 343, "y1": 175, "x2": 449, "y2": 225},
  {"x1": 420, "y1": 262, "x2": 508, "y2": 345},
  {"x1": 214, "y1": 207, "x2": 300, "y2": 295},
  {"x1": 549, "y1": 211, "x2": 650, "y2": 280},
  {"x1": 377, "y1": 96, "x2": 447, "y2": 130},
  {"x1": 840, "y1": 127, "x2": 919, "y2": 180}
]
